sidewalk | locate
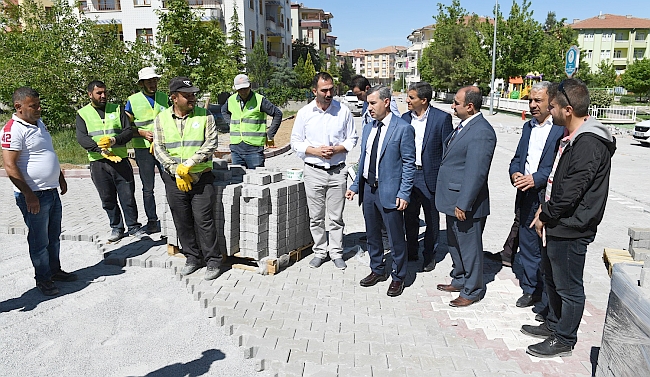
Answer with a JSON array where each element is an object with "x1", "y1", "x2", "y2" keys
[{"x1": 1, "y1": 106, "x2": 648, "y2": 377}]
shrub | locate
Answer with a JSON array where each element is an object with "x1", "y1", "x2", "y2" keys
[
  {"x1": 589, "y1": 89, "x2": 614, "y2": 108},
  {"x1": 619, "y1": 95, "x2": 636, "y2": 105}
]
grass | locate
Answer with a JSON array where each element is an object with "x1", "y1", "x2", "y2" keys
[
  {"x1": 50, "y1": 127, "x2": 89, "y2": 166},
  {"x1": 283, "y1": 110, "x2": 297, "y2": 118}
]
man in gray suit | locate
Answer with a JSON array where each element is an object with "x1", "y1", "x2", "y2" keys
[
  {"x1": 346, "y1": 85, "x2": 416, "y2": 297},
  {"x1": 435, "y1": 86, "x2": 497, "y2": 307}
]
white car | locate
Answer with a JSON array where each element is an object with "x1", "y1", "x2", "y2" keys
[
  {"x1": 633, "y1": 119, "x2": 650, "y2": 145},
  {"x1": 343, "y1": 90, "x2": 363, "y2": 116}
]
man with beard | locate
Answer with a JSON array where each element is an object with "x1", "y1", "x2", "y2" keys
[
  {"x1": 76, "y1": 80, "x2": 144, "y2": 242},
  {"x1": 291, "y1": 72, "x2": 358, "y2": 269}
]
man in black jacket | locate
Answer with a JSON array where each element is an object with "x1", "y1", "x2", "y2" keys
[{"x1": 521, "y1": 79, "x2": 616, "y2": 358}]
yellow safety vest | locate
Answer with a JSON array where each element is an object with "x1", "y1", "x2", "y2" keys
[
  {"x1": 158, "y1": 106, "x2": 212, "y2": 173},
  {"x1": 228, "y1": 92, "x2": 267, "y2": 146},
  {"x1": 128, "y1": 91, "x2": 168, "y2": 149},
  {"x1": 77, "y1": 103, "x2": 127, "y2": 162}
]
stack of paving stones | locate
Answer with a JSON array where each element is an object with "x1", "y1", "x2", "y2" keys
[
  {"x1": 213, "y1": 160, "x2": 244, "y2": 257},
  {"x1": 628, "y1": 227, "x2": 650, "y2": 261}
]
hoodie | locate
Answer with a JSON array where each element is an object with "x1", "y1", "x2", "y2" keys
[{"x1": 539, "y1": 117, "x2": 617, "y2": 239}]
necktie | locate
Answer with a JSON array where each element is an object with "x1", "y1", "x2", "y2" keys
[
  {"x1": 367, "y1": 121, "x2": 383, "y2": 186},
  {"x1": 448, "y1": 122, "x2": 464, "y2": 146}
]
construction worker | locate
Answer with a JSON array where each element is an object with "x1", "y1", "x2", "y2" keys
[
  {"x1": 76, "y1": 80, "x2": 145, "y2": 242},
  {"x1": 221, "y1": 74, "x2": 282, "y2": 168},
  {"x1": 152, "y1": 77, "x2": 223, "y2": 281},
  {"x1": 125, "y1": 67, "x2": 168, "y2": 234}
]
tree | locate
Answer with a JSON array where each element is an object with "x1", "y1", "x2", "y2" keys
[
  {"x1": 246, "y1": 42, "x2": 272, "y2": 87},
  {"x1": 300, "y1": 53, "x2": 317, "y2": 88},
  {"x1": 269, "y1": 58, "x2": 297, "y2": 88},
  {"x1": 392, "y1": 76, "x2": 405, "y2": 92},
  {"x1": 156, "y1": 0, "x2": 237, "y2": 97},
  {"x1": 621, "y1": 58, "x2": 650, "y2": 99},
  {"x1": 419, "y1": 0, "x2": 490, "y2": 90},
  {"x1": 227, "y1": 3, "x2": 245, "y2": 71},
  {"x1": 533, "y1": 14, "x2": 581, "y2": 82},
  {"x1": 543, "y1": 11, "x2": 558, "y2": 32},
  {"x1": 340, "y1": 57, "x2": 353, "y2": 86},
  {"x1": 590, "y1": 60, "x2": 617, "y2": 88},
  {"x1": 495, "y1": 0, "x2": 542, "y2": 81},
  {"x1": 327, "y1": 51, "x2": 339, "y2": 78},
  {"x1": 292, "y1": 39, "x2": 322, "y2": 71}
]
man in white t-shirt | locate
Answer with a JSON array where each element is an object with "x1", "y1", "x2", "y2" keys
[{"x1": 1, "y1": 87, "x2": 77, "y2": 296}]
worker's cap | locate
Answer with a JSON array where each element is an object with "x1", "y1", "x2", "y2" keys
[
  {"x1": 169, "y1": 77, "x2": 199, "y2": 93},
  {"x1": 233, "y1": 74, "x2": 251, "y2": 90},
  {"x1": 138, "y1": 67, "x2": 161, "y2": 81}
]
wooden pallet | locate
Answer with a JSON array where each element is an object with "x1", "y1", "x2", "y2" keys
[
  {"x1": 231, "y1": 242, "x2": 313, "y2": 275},
  {"x1": 603, "y1": 248, "x2": 644, "y2": 277}
]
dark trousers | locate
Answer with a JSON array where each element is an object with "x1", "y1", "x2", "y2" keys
[
  {"x1": 518, "y1": 191, "x2": 544, "y2": 296},
  {"x1": 362, "y1": 182, "x2": 407, "y2": 282},
  {"x1": 404, "y1": 170, "x2": 439, "y2": 264},
  {"x1": 543, "y1": 234, "x2": 594, "y2": 347},
  {"x1": 502, "y1": 208, "x2": 520, "y2": 263},
  {"x1": 134, "y1": 148, "x2": 163, "y2": 223},
  {"x1": 446, "y1": 215, "x2": 486, "y2": 301},
  {"x1": 162, "y1": 172, "x2": 222, "y2": 267},
  {"x1": 90, "y1": 159, "x2": 140, "y2": 232}
]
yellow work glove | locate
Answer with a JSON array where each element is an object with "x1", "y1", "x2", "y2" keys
[
  {"x1": 266, "y1": 138, "x2": 275, "y2": 147},
  {"x1": 149, "y1": 142, "x2": 154, "y2": 155},
  {"x1": 101, "y1": 151, "x2": 122, "y2": 163},
  {"x1": 176, "y1": 163, "x2": 191, "y2": 178},
  {"x1": 97, "y1": 136, "x2": 113, "y2": 149},
  {"x1": 176, "y1": 176, "x2": 192, "y2": 192}
]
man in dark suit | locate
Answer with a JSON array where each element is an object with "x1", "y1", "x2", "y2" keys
[
  {"x1": 435, "y1": 86, "x2": 496, "y2": 307},
  {"x1": 496, "y1": 81, "x2": 564, "y2": 309},
  {"x1": 346, "y1": 85, "x2": 416, "y2": 297},
  {"x1": 401, "y1": 82, "x2": 453, "y2": 272}
]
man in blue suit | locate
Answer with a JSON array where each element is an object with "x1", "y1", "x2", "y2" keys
[
  {"x1": 435, "y1": 86, "x2": 496, "y2": 307},
  {"x1": 503, "y1": 81, "x2": 564, "y2": 308},
  {"x1": 401, "y1": 82, "x2": 453, "y2": 272},
  {"x1": 346, "y1": 85, "x2": 416, "y2": 297}
]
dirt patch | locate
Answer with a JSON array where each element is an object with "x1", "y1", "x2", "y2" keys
[{"x1": 272, "y1": 117, "x2": 295, "y2": 148}]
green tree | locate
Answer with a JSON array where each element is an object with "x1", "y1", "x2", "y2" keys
[
  {"x1": 590, "y1": 60, "x2": 617, "y2": 88},
  {"x1": 327, "y1": 51, "x2": 339, "y2": 78},
  {"x1": 620, "y1": 58, "x2": 650, "y2": 99},
  {"x1": 589, "y1": 89, "x2": 614, "y2": 108},
  {"x1": 156, "y1": 0, "x2": 237, "y2": 97},
  {"x1": 300, "y1": 53, "x2": 317, "y2": 88},
  {"x1": 246, "y1": 41, "x2": 272, "y2": 87},
  {"x1": 340, "y1": 57, "x2": 353, "y2": 86},
  {"x1": 392, "y1": 76, "x2": 405, "y2": 92},
  {"x1": 292, "y1": 39, "x2": 322, "y2": 71},
  {"x1": 496, "y1": 0, "x2": 542, "y2": 80},
  {"x1": 227, "y1": 3, "x2": 245, "y2": 71},
  {"x1": 533, "y1": 15, "x2": 581, "y2": 82},
  {"x1": 419, "y1": 0, "x2": 490, "y2": 90},
  {"x1": 269, "y1": 58, "x2": 297, "y2": 88}
]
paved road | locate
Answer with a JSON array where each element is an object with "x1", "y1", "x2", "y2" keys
[{"x1": 1, "y1": 101, "x2": 648, "y2": 377}]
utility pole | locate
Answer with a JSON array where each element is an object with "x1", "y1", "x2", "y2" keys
[{"x1": 489, "y1": 0, "x2": 498, "y2": 115}]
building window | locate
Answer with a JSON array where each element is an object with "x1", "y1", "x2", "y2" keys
[
  {"x1": 249, "y1": 29, "x2": 255, "y2": 48},
  {"x1": 615, "y1": 32, "x2": 628, "y2": 41},
  {"x1": 307, "y1": 29, "x2": 313, "y2": 39},
  {"x1": 287, "y1": 17, "x2": 290, "y2": 31},
  {"x1": 259, "y1": 0, "x2": 263, "y2": 15},
  {"x1": 613, "y1": 49, "x2": 624, "y2": 59},
  {"x1": 634, "y1": 48, "x2": 646, "y2": 59},
  {"x1": 136, "y1": 28, "x2": 154, "y2": 44},
  {"x1": 584, "y1": 32, "x2": 594, "y2": 41},
  {"x1": 600, "y1": 49, "x2": 611, "y2": 59},
  {"x1": 133, "y1": 0, "x2": 150, "y2": 5},
  {"x1": 586, "y1": 50, "x2": 593, "y2": 59},
  {"x1": 637, "y1": 32, "x2": 647, "y2": 41},
  {"x1": 602, "y1": 32, "x2": 612, "y2": 41},
  {"x1": 249, "y1": 0, "x2": 254, "y2": 10}
]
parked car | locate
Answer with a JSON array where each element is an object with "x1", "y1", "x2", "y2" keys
[
  {"x1": 633, "y1": 119, "x2": 650, "y2": 145},
  {"x1": 343, "y1": 90, "x2": 363, "y2": 116}
]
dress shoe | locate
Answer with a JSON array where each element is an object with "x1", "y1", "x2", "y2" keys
[
  {"x1": 386, "y1": 280, "x2": 404, "y2": 297},
  {"x1": 423, "y1": 259, "x2": 436, "y2": 272},
  {"x1": 360, "y1": 272, "x2": 387, "y2": 287},
  {"x1": 526, "y1": 335, "x2": 573, "y2": 358},
  {"x1": 449, "y1": 296, "x2": 480, "y2": 307},
  {"x1": 516, "y1": 293, "x2": 541, "y2": 308},
  {"x1": 437, "y1": 283, "x2": 461, "y2": 293},
  {"x1": 521, "y1": 322, "x2": 554, "y2": 339},
  {"x1": 535, "y1": 313, "x2": 545, "y2": 322},
  {"x1": 51, "y1": 270, "x2": 78, "y2": 282}
]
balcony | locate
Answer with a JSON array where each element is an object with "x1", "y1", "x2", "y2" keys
[
  {"x1": 80, "y1": 0, "x2": 121, "y2": 11},
  {"x1": 162, "y1": 0, "x2": 220, "y2": 8},
  {"x1": 268, "y1": 50, "x2": 283, "y2": 58},
  {"x1": 266, "y1": 16, "x2": 276, "y2": 31},
  {"x1": 300, "y1": 19, "x2": 331, "y2": 31}
]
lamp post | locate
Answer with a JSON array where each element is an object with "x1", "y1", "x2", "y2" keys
[{"x1": 489, "y1": 0, "x2": 498, "y2": 115}]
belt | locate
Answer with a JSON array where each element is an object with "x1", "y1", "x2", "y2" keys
[
  {"x1": 305, "y1": 162, "x2": 344, "y2": 171},
  {"x1": 415, "y1": 165, "x2": 423, "y2": 170}
]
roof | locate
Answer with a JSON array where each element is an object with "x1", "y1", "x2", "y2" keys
[
  {"x1": 570, "y1": 14, "x2": 650, "y2": 29},
  {"x1": 364, "y1": 46, "x2": 408, "y2": 55}
]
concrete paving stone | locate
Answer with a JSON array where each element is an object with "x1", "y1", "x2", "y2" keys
[
  {"x1": 302, "y1": 362, "x2": 338, "y2": 377},
  {"x1": 275, "y1": 338, "x2": 309, "y2": 353},
  {"x1": 413, "y1": 334, "x2": 447, "y2": 348},
  {"x1": 430, "y1": 345, "x2": 469, "y2": 359},
  {"x1": 369, "y1": 341, "x2": 403, "y2": 357},
  {"x1": 231, "y1": 324, "x2": 267, "y2": 339},
  {"x1": 254, "y1": 347, "x2": 290, "y2": 371},
  {"x1": 240, "y1": 334, "x2": 279, "y2": 351},
  {"x1": 282, "y1": 319, "x2": 312, "y2": 331},
  {"x1": 288, "y1": 350, "x2": 323, "y2": 365},
  {"x1": 263, "y1": 302, "x2": 291, "y2": 313},
  {"x1": 323, "y1": 331, "x2": 354, "y2": 344},
  {"x1": 340, "y1": 321, "x2": 369, "y2": 334},
  {"x1": 388, "y1": 334, "x2": 416, "y2": 346},
  {"x1": 444, "y1": 334, "x2": 479, "y2": 349},
  {"x1": 298, "y1": 312, "x2": 328, "y2": 322},
  {"x1": 483, "y1": 358, "x2": 525, "y2": 374},
  {"x1": 254, "y1": 318, "x2": 285, "y2": 330},
  {"x1": 305, "y1": 339, "x2": 330, "y2": 353},
  {"x1": 418, "y1": 355, "x2": 458, "y2": 371},
  {"x1": 265, "y1": 327, "x2": 296, "y2": 340},
  {"x1": 336, "y1": 365, "x2": 372, "y2": 377},
  {"x1": 385, "y1": 355, "x2": 421, "y2": 370},
  {"x1": 294, "y1": 329, "x2": 325, "y2": 341},
  {"x1": 354, "y1": 353, "x2": 388, "y2": 369},
  {"x1": 354, "y1": 331, "x2": 385, "y2": 344},
  {"x1": 401, "y1": 342, "x2": 434, "y2": 358},
  {"x1": 338, "y1": 341, "x2": 370, "y2": 355},
  {"x1": 235, "y1": 301, "x2": 264, "y2": 312},
  {"x1": 315, "y1": 304, "x2": 342, "y2": 315},
  {"x1": 310, "y1": 320, "x2": 341, "y2": 333}
]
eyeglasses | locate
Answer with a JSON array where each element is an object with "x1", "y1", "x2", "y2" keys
[{"x1": 558, "y1": 81, "x2": 573, "y2": 109}]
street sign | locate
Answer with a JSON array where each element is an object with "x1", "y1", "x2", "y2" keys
[{"x1": 565, "y1": 45, "x2": 580, "y2": 78}]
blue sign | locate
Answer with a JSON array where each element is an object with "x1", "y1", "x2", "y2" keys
[{"x1": 565, "y1": 45, "x2": 580, "y2": 78}]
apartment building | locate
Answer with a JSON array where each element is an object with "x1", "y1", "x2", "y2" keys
[
  {"x1": 571, "y1": 14, "x2": 650, "y2": 74},
  {"x1": 73, "y1": 0, "x2": 292, "y2": 64},
  {"x1": 290, "y1": 3, "x2": 334, "y2": 58},
  {"x1": 362, "y1": 45, "x2": 407, "y2": 86},
  {"x1": 337, "y1": 48, "x2": 368, "y2": 75},
  {"x1": 405, "y1": 24, "x2": 434, "y2": 87}
]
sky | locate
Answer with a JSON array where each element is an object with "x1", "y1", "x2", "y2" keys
[{"x1": 295, "y1": 0, "x2": 650, "y2": 52}]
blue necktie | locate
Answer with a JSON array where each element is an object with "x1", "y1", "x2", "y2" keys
[
  {"x1": 367, "y1": 121, "x2": 384, "y2": 186},
  {"x1": 448, "y1": 122, "x2": 464, "y2": 146}
]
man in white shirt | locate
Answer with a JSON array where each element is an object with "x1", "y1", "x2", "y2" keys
[
  {"x1": 492, "y1": 81, "x2": 564, "y2": 309},
  {"x1": 291, "y1": 72, "x2": 358, "y2": 269},
  {"x1": 1, "y1": 87, "x2": 77, "y2": 296}
]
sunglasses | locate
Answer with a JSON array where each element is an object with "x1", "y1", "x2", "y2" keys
[{"x1": 558, "y1": 81, "x2": 573, "y2": 109}]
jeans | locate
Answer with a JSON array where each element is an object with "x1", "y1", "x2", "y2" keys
[
  {"x1": 15, "y1": 189, "x2": 62, "y2": 282},
  {"x1": 90, "y1": 159, "x2": 141, "y2": 232},
  {"x1": 134, "y1": 148, "x2": 163, "y2": 223},
  {"x1": 231, "y1": 149, "x2": 265, "y2": 169},
  {"x1": 543, "y1": 234, "x2": 595, "y2": 347}
]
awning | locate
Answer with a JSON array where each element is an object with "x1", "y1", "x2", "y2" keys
[
  {"x1": 509, "y1": 76, "x2": 523, "y2": 84},
  {"x1": 96, "y1": 19, "x2": 122, "y2": 25}
]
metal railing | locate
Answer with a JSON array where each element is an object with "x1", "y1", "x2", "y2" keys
[{"x1": 590, "y1": 106, "x2": 637, "y2": 123}]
